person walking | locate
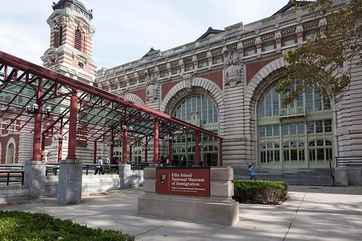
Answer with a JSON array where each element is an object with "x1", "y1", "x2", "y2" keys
[
  {"x1": 95, "y1": 156, "x2": 104, "y2": 175},
  {"x1": 248, "y1": 163, "x2": 256, "y2": 180}
]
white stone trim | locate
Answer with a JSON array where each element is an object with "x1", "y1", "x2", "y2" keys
[
  {"x1": 246, "y1": 57, "x2": 286, "y2": 107},
  {"x1": 160, "y1": 77, "x2": 223, "y2": 112},
  {"x1": 124, "y1": 93, "x2": 145, "y2": 105}
]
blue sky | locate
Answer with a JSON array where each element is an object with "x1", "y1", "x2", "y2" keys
[{"x1": 0, "y1": 0, "x2": 288, "y2": 69}]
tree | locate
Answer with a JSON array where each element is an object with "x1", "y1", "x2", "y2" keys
[{"x1": 278, "y1": 0, "x2": 362, "y2": 103}]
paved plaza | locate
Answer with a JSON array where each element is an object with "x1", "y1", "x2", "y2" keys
[{"x1": 1, "y1": 186, "x2": 362, "y2": 241}]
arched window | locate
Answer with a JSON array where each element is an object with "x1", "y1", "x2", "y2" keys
[
  {"x1": 6, "y1": 142, "x2": 15, "y2": 164},
  {"x1": 257, "y1": 83, "x2": 334, "y2": 169},
  {"x1": 74, "y1": 28, "x2": 83, "y2": 51},
  {"x1": 53, "y1": 25, "x2": 63, "y2": 48},
  {"x1": 171, "y1": 94, "x2": 219, "y2": 166}
]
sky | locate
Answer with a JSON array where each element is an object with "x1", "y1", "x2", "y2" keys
[{"x1": 0, "y1": 0, "x2": 289, "y2": 69}]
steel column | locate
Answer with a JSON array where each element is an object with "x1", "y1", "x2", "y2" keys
[
  {"x1": 57, "y1": 118, "x2": 63, "y2": 162},
  {"x1": 168, "y1": 137, "x2": 173, "y2": 162},
  {"x1": 218, "y1": 138, "x2": 223, "y2": 167},
  {"x1": 32, "y1": 82, "x2": 42, "y2": 161},
  {"x1": 110, "y1": 130, "x2": 114, "y2": 161},
  {"x1": 129, "y1": 145, "x2": 133, "y2": 162},
  {"x1": 153, "y1": 120, "x2": 160, "y2": 163},
  {"x1": 93, "y1": 141, "x2": 97, "y2": 164},
  {"x1": 122, "y1": 127, "x2": 128, "y2": 164},
  {"x1": 67, "y1": 90, "x2": 78, "y2": 160},
  {"x1": 195, "y1": 130, "x2": 201, "y2": 164},
  {"x1": 144, "y1": 136, "x2": 148, "y2": 163}
]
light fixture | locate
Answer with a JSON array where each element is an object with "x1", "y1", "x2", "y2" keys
[
  {"x1": 25, "y1": 103, "x2": 51, "y2": 115},
  {"x1": 33, "y1": 103, "x2": 39, "y2": 111},
  {"x1": 45, "y1": 106, "x2": 52, "y2": 115}
]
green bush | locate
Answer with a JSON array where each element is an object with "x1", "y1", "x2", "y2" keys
[
  {"x1": 0, "y1": 211, "x2": 134, "y2": 241},
  {"x1": 233, "y1": 180, "x2": 288, "y2": 204}
]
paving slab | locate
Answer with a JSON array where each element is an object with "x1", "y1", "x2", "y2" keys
[{"x1": 1, "y1": 186, "x2": 362, "y2": 241}]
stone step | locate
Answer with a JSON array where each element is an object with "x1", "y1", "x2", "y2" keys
[{"x1": 234, "y1": 167, "x2": 333, "y2": 186}]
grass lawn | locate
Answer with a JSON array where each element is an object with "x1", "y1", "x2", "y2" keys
[{"x1": 0, "y1": 211, "x2": 134, "y2": 241}]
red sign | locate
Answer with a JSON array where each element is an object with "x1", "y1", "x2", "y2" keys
[{"x1": 156, "y1": 168, "x2": 210, "y2": 197}]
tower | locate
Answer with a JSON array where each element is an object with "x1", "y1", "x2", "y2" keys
[{"x1": 42, "y1": 0, "x2": 96, "y2": 84}]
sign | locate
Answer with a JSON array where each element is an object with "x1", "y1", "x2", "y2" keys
[{"x1": 156, "y1": 168, "x2": 210, "y2": 197}]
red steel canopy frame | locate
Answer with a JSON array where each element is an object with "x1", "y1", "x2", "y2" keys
[{"x1": 0, "y1": 51, "x2": 223, "y2": 165}]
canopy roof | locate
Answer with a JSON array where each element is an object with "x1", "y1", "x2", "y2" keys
[{"x1": 0, "y1": 51, "x2": 221, "y2": 143}]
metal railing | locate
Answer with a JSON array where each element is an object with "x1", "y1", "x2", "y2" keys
[
  {"x1": 129, "y1": 162, "x2": 150, "y2": 170},
  {"x1": 336, "y1": 156, "x2": 362, "y2": 167},
  {"x1": 45, "y1": 163, "x2": 120, "y2": 176},
  {"x1": 0, "y1": 170, "x2": 24, "y2": 186}
]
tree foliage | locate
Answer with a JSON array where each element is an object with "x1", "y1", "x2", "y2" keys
[{"x1": 278, "y1": 0, "x2": 362, "y2": 103}]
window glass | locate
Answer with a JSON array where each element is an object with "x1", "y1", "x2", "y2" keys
[
  {"x1": 314, "y1": 89, "x2": 322, "y2": 111},
  {"x1": 309, "y1": 149, "x2": 316, "y2": 161},
  {"x1": 316, "y1": 120, "x2": 323, "y2": 133},
  {"x1": 305, "y1": 87, "x2": 314, "y2": 112},
  {"x1": 257, "y1": 82, "x2": 334, "y2": 167},
  {"x1": 307, "y1": 121, "x2": 315, "y2": 133},
  {"x1": 291, "y1": 149, "x2": 298, "y2": 161},
  {"x1": 273, "y1": 125, "x2": 280, "y2": 136},
  {"x1": 317, "y1": 148, "x2": 325, "y2": 160},
  {"x1": 282, "y1": 124, "x2": 288, "y2": 136},
  {"x1": 324, "y1": 120, "x2": 332, "y2": 133},
  {"x1": 297, "y1": 123, "x2": 305, "y2": 134},
  {"x1": 326, "y1": 148, "x2": 333, "y2": 160},
  {"x1": 323, "y1": 96, "x2": 331, "y2": 110},
  {"x1": 266, "y1": 126, "x2": 273, "y2": 136},
  {"x1": 272, "y1": 89, "x2": 279, "y2": 115},
  {"x1": 289, "y1": 123, "x2": 297, "y2": 135},
  {"x1": 171, "y1": 94, "x2": 219, "y2": 166}
]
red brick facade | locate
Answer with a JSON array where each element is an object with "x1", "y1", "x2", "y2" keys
[
  {"x1": 161, "y1": 81, "x2": 176, "y2": 99},
  {"x1": 198, "y1": 70, "x2": 223, "y2": 90},
  {"x1": 132, "y1": 88, "x2": 146, "y2": 102},
  {"x1": 245, "y1": 57, "x2": 277, "y2": 83}
]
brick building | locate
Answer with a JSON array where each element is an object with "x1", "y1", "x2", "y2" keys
[
  {"x1": 1, "y1": 0, "x2": 361, "y2": 185},
  {"x1": 95, "y1": 0, "x2": 362, "y2": 184}
]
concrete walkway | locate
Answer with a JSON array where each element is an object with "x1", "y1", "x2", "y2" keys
[{"x1": 2, "y1": 186, "x2": 362, "y2": 241}]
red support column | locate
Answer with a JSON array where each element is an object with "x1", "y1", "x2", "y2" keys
[
  {"x1": 32, "y1": 83, "x2": 42, "y2": 161},
  {"x1": 122, "y1": 127, "x2": 128, "y2": 164},
  {"x1": 195, "y1": 130, "x2": 201, "y2": 164},
  {"x1": 144, "y1": 136, "x2": 148, "y2": 163},
  {"x1": 93, "y1": 141, "x2": 97, "y2": 164},
  {"x1": 41, "y1": 133, "x2": 45, "y2": 161},
  {"x1": 129, "y1": 145, "x2": 133, "y2": 162},
  {"x1": 153, "y1": 120, "x2": 160, "y2": 163},
  {"x1": 57, "y1": 118, "x2": 63, "y2": 162},
  {"x1": 110, "y1": 130, "x2": 114, "y2": 161},
  {"x1": 218, "y1": 138, "x2": 223, "y2": 167},
  {"x1": 168, "y1": 136, "x2": 173, "y2": 162},
  {"x1": 67, "y1": 90, "x2": 78, "y2": 160}
]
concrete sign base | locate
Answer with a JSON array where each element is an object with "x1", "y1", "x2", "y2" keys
[{"x1": 138, "y1": 167, "x2": 239, "y2": 226}]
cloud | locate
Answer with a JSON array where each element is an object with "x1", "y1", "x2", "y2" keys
[{"x1": 0, "y1": 0, "x2": 289, "y2": 68}]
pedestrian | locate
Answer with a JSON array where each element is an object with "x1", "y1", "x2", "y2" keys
[
  {"x1": 248, "y1": 163, "x2": 256, "y2": 180},
  {"x1": 95, "y1": 156, "x2": 104, "y2": 175}
]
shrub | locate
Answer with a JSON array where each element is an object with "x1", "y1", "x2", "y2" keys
[
  {"x1": 233, "y1": 180, "x2": 288, "y2": 204},
  {"x1": 0, "y1": 211, "x2": 134, "y2": 241}
]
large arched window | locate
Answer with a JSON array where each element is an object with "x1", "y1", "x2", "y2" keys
[
  {"x1": 171, "y1": 94, "x2": 219, "y2": 166},
  {"x1": 257, "y1": 83, "x2": 334, "y2": 169}
]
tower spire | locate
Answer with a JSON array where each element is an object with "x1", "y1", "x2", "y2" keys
[{"x1": 42, "y1": 0, "x2": 96, "y2": 84}]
